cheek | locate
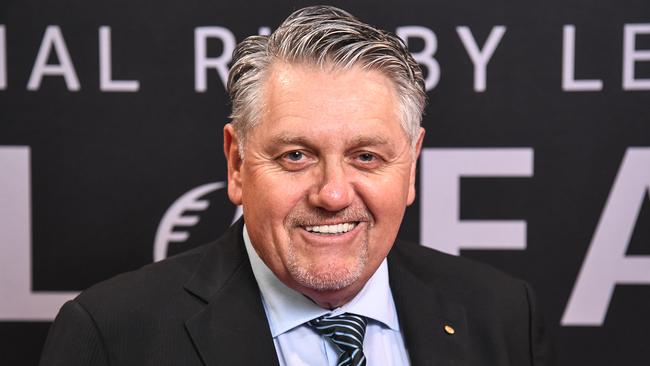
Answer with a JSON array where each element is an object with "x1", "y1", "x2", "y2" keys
[
  {"x1": 242, "y1": 171, "x2": 306, "y2": 226},
  {"x1": 359, "y1": 174, "x2": 411, "y2": 219},
  {"x1": 241, "y1": 172, "x2": 306, "y2": 270},
  {"x1": 358, "y1": 174, "x2": 410, "y2": 254}
]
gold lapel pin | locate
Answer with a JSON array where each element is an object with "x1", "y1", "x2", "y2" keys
[{"x1": 444, "y1": 324, "x2": 455, "y2": 335}]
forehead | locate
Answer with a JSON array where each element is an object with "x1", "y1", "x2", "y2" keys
[{"x1": 253, "y1": 62, "x2": 405, "y2": 145}]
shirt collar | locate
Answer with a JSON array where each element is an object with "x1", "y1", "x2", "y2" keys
[{"x1": 243, "y1": 224, "x2": 400, "y2": 337}]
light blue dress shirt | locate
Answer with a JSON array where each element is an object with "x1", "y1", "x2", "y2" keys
[{"x1": 243, "y1": 225, "x2": 411, "y2": 366}]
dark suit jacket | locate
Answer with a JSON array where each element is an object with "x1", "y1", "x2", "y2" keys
[{"x1": 39, "y1": 220, "x2": 552, "y2": 366}]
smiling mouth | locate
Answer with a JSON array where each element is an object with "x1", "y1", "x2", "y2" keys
[{"x1": 304, "y1": 222, "x2": 358, "y2": 235}]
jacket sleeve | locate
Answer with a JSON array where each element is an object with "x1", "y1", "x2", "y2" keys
[
  {"x1": 524, "y1": 282, "x2": 555, "y2": 366},
  {"x1": 39, "y1": 300, "x2": 110, "y2": 366}
]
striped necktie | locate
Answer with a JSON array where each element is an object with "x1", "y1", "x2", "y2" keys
[{"x1": 308, "y1": 313, "x2": 368, "y2": 366}]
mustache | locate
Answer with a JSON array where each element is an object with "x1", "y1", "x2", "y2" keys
[{"x1": 285, "y1": 207, "x2": 373, "y2": 227}]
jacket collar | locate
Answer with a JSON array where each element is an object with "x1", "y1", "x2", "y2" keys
[
  {"x1": 183, "y1": 220, "x2": 280, "y2": 366},
  {"x1": 388, "y1": 241, "x2": 468, "y2": 366}
]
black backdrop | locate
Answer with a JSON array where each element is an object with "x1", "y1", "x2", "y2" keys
[{"x1": 1, "y1": 0, "x2": 649, "y2": 365}]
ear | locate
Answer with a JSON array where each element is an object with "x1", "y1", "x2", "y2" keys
[
  {"x1": 223, "y1": 123, "x2": 243, "y2": 205},
  {"x1": 406, "y1": 127, "x2": 425, "y2": 206}
]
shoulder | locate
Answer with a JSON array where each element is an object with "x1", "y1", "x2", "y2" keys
[
  {"x1": 390, "y1": 240, "x2": 522, "y2": 284},
  {"x1": 75, "y1": 220, "x2": 246, "y2": 313},
  {"x1": 388, "y1": 240, "x2": 554, "y2": 364},
  {"x1": 41, "y1": 245, "x2": 213, "y2": 365},
  {"x1": 74, "y1": 243, "x2": 210, "y2": 317},
  {"x1": 41, "y1": 224, "x2": 249, "y2": 365},
  {"x1": 389, "y1": 240, "x2": 529, "y2": 305},
  {"x1": 388, "y1": 243, "x2": 553, "y2": 364}
]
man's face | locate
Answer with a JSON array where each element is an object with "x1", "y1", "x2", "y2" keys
[{"x1": 224, "y1": 62, "x2": 424, "y2": 308}]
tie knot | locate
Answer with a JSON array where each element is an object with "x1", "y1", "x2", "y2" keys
[{"x1": 308, "y1": 313, "x2": 368, "y2": 366}]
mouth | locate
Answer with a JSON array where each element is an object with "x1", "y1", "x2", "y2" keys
[{"x1": 303, "y1": 222, "x2": 359, "y2": 235}]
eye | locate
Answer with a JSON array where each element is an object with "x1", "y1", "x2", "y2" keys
[
  {"x1": 285, "y1": 151, "x2": 304, "y2": 161},
  {"x1": 351, "y1": 151, "x2": 383, "y2": 170},
  {"x1": 358, "y1": 153, "x2": 375, "y2": 162},
  {"x1": 277, "y1": 150, "x2": 314, "y2": 171}
]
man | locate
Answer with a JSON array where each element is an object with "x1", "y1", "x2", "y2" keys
[{"x1": 40, "y1": 6, "x2": 552, "y2": 366}]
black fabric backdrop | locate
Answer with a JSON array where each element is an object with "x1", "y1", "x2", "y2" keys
[{"x1": 1, "y1": 0, "x2": 649, "y2": 365}]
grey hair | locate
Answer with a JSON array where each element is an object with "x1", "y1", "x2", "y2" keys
[{"x1": 227, "y1": 5, "x2": 426, "y2": 155}]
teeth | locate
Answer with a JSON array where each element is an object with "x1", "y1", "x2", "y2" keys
[{"x1": 305, "y1": 222, "x2": 357, "y2": 234}]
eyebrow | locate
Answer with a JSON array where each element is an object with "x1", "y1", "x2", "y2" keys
[
  {"x1": 349, "y1": 136, "x2": 390, "y2": 148},
  {"x1": 270, "y1": 133, "x2": 391, "y2": 148},
  {"x1": 270, "y1": 134, "x2": 312, "y2": 147}
]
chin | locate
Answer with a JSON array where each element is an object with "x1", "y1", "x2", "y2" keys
[{"x1": 287, "y1": 257, "x2": 367, "y2": 292}]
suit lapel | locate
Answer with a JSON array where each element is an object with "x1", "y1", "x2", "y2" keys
[
  {"x1": 183, "y1": 221, "x2": 280, "y2": 366},
  {"x1": 388, "y1": 243, "x2": 468, "y2": 366}
]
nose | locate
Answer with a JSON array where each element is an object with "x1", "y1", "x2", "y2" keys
[{"x1": 308, "y1": 160, "x2": 354, "y2": 212}]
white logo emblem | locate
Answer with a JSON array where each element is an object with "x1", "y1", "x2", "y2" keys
[{"x1": 153, "y1": 182, "x2": 242, "y2": 262}]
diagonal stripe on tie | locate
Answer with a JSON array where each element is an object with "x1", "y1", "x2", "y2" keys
[{"x1": 308, "y1": 313, "x2": 368, "y2": 366}]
